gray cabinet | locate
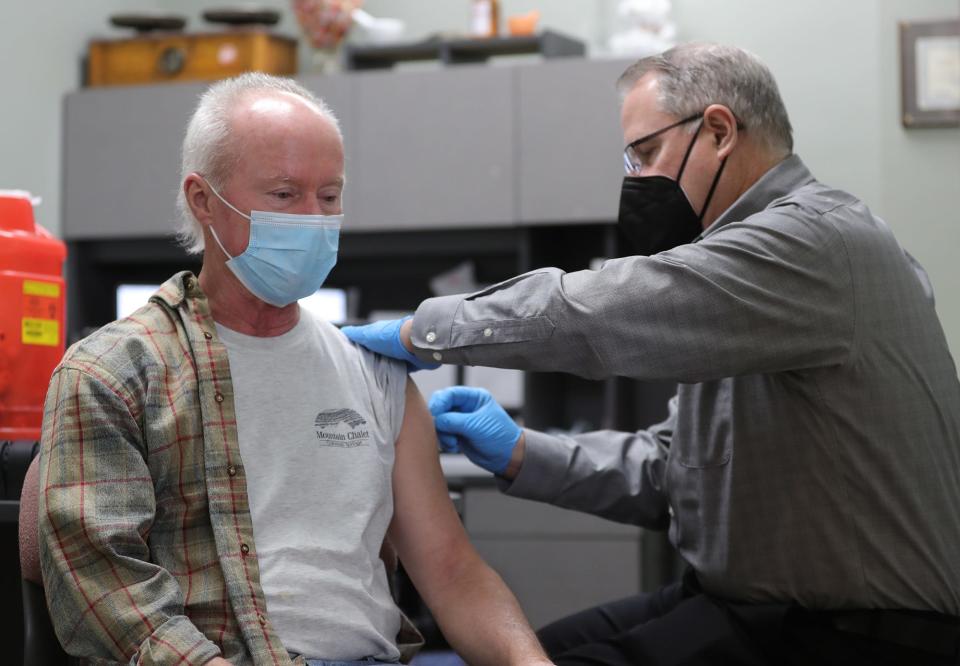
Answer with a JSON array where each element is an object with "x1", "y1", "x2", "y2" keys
[
  {"x1": 517, "y1": 58, "x2": 633, "y2": 225},
  {"x1": 63, "y1": 83, "x2": 207, "y2": 240},
  {"x1": 62, "y1": 76, "x2": 353, "y2": 240},
  {"x1": 464, "y1": 487, "x2": 642, "y2": 629},
  {"x1": 62, "y1": 59, "x2": 628, "y2": 239},
  {"x1": 348, "y1": 65, "x2": 515, "y2": 231}
]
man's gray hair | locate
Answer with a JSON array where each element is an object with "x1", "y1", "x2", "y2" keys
[
  {"x1": 175, "y1": 72, "x2": 341, "y2": 254},
  {"x1": 617, "y1": 42, "x2": 793, "y2": 156}
]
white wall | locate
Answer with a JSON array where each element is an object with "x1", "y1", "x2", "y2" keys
[
  {"x1": 877, "y1": 0, "x2": 960, "y2": 359},
  {"x1": 0, "y1": 2, "x2": 159, "y2": 236},
  {"x1": 1, "y1": 0, "x2": 958, "y2": 356}
]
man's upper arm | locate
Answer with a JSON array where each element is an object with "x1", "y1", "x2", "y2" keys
[
  {"x1": 39, "y1": 365, "x2": 218, "y2": 664},
  {"x1": 387, "y1": 379, "x2": 480, "y2": 605}
]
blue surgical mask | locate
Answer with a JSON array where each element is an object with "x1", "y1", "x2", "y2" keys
[{"x1": 207, "y1": 184, "x2": 343, "y2": 307}]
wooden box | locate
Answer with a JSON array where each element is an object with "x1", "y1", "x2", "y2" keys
[{"x1": 87, "y1": 30, "x2": 297, "y2": 87}]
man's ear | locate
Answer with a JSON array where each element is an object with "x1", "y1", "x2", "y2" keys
[
  {"x1": 703, "y1": 104, "x2": 739, "y2": 160},
  {"x1": 183, "y1": 173, "x2": 215, "y2": 227}
]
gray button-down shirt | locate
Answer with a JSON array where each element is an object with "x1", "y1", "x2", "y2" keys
[{"x1": 412, "y1": 155, "x2": 960, "y2": 613}]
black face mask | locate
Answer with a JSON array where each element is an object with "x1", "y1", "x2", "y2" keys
[{"x1": 617, "y1": 119, "x2": 728, "y2": 256}]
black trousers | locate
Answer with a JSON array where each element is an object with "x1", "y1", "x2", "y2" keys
[{"x1": 538, "y1": 573, "x2": 959, "y2": 666}]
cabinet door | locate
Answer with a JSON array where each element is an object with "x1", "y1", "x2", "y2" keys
[
  {"x1": 472, "y1": 538, "x2": 641, "y2": 628},
  {"x1": 348, "y1": 65, "x2": 515, "y2": 231},
  {"x1": 62, "y1": 76, "x2": 353, "y2": 240},
  {"x1": 464, "y1": 487, "x2": 642, "y2": 628},
  {"x1": 63, "y1": 83, "x2": 207, "y2": 240},
  {"x1": 517, "y1": 58, "x2": 634, "y2": 225}
]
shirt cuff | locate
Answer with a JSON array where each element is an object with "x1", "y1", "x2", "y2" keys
[
  {"x1": 495, "y1": 428, "x2": 569, "y2": 503},
  {"x1": 133, "y1": 615, "x2": 221, "y2": 666},
  {"x1": 411, "y1": 295, "x2": 468, "y2": 365}
]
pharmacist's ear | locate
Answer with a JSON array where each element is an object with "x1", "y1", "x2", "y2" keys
[
  {"x1": 183, "y1": 173, "x2": 215, "y2": 227},
  {"x1": 702, "y1": 104, "x2": 739, "y2": 160}
]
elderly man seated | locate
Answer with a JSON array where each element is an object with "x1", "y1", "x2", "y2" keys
[{"x1": 38, "y1": 73, "x2": 551, "y2": 666}]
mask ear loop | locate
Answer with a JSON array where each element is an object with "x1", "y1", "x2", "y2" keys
[
  {"x1": 696, "y1": 114, "x2": 737, "y2": 221},
  {"x1": 674, "y1": 118, "x2": 729, "y2": 222},
  {"x1": 206, "y1": 181, "x2": 252, "y2": 220},
  {"x1": 698, "y1": 156, "x2": 728, "y2": 222},
  {"x1": 207, "y1": 225, "x2": 234, "y2": 260},
  {"x1": 203, "y1": 179, "x2": 251, "y2": 260},
  {"x1": 675, "y1": 118, "x2": 704, "y2": 182}
]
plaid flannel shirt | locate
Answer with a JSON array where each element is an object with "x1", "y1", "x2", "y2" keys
[{"x1": 38, "y1": 271, "x2": 422, "y2": 665}]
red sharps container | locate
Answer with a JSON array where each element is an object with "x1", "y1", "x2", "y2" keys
[{"x1": 0, "y1": 191, "x2": 67, "y2": 441}]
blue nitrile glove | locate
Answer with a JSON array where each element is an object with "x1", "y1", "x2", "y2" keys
[
  {"x1": 341, "y1": 316, "x2": 440, "y2": 372},
  {"x1": 429, "y1": 386, "x2": 522, "y2": 475}
]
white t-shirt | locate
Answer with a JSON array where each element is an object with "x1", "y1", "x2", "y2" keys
[{"x1": 215, "y1": 310, "x2": 407, "y2": 661}]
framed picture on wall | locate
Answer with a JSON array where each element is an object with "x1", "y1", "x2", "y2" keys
[{"x1": 899, "y1": 18, "x2": 960, "y2": 128}]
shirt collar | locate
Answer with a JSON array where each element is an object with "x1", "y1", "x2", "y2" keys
[
  {"x1": 151, "y1": 270, "x2": 199, "y2": 310},
  {"x1": 698, "y1": 154, "x2": 814, "y2": 240}
]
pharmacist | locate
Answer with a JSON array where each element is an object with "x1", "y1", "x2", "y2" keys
[{"x1": 344, "y1": 42, "x2": 960, "y2": 665}]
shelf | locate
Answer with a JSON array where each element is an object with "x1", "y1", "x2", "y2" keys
[{"x1": 344, "y1": 30, "x2": 585, "y2": 70}]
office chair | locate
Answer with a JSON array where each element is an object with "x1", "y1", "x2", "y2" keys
[{"x1": 18, "y1": 454, "x2": 71, "y2": 665}]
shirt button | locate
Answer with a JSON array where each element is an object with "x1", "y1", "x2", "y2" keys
[
  {"x1": 214, "y1": 393, "x2": 224, "y2": 403},
  {"x1": 483, "y1": 327, "x2": 493, "y2": 337},
  {"x1": 258, "y1": 613, "x2": 267, "y2": 625},
  {"x1": 227, "y1": 465, "x2": 237, "y2": 477},
  {"x1": 432, "y1": 352, "x2": 442, "y2": 361},
  {"x1": 203, "y1": 331, "x2": 213, "y2": 340},
  {"x1": 240, "y1": 543, "x2": 250, "y2": 555},
  {"x1": 667, "y1": 505, "x2": 675, "y2": 518},
  {"x1": 185, "y1": 277, "x2": 196, "y2": 290},
  {"x1": 425, "y1": 331, "x2": 437, "y2": 343}
]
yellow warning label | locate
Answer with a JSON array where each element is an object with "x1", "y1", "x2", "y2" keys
[
  {"x1": 22, "y1": 318, "x2": 59, "y2": 346},
  {"x1": 23, "y1": 280, "x2": 60, "y2": 298}
]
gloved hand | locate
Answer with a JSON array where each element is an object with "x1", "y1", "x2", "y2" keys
[
  {"x1": 341, "y1": 316, "x2": 440, "y2": 372},
  {"x1": 429, "y1": 386, "x2": 522, "y2": 475}
]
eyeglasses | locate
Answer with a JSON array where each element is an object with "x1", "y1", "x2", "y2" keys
[{"x1": 623, "y1": 112, "x2": 703, "y2": 175}]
